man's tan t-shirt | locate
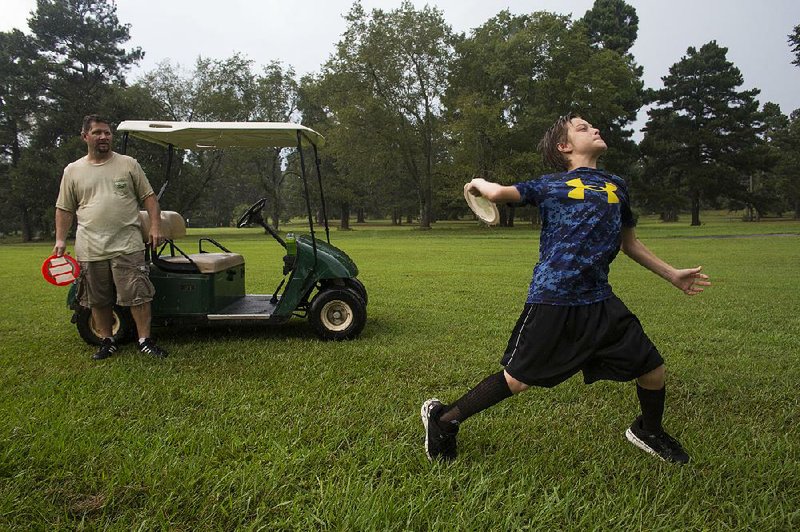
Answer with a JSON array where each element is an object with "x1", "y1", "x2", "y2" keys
[{"x1": 56, "y1": 153, "x2": 155, "y2": 261}]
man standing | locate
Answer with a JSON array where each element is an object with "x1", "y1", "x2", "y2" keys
[{"x1": 54, "y1": 114, "x2": 168, "y2": 360}]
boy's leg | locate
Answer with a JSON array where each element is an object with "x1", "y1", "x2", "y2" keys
[
  {"x1": 627, "y1": 364, "x2": 689, "y2": 464},
  {"x1": 636, "y1": 365, "x2": 665, "y2": 432},
  {"x1": 440, "y1": 370, "x2": 525, "y2": 424},
  {"x1": 421, "y1": 371, "x2": 525, "y2": 462}
]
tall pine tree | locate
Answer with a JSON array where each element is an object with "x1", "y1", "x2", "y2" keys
[{"x1": 640, "y1": 41, "x2": 769, "y2": 225}]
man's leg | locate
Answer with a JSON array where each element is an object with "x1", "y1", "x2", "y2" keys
[
  {"x1": 129, "y1": 302, "x2": 151, "y2": 339},
  {"x1": 81, "y1": 260, "x2": 118, "y2": 360},
  {"x1": 130, "y1": 302, "x2": 167, "y2": 358},
  {"x1": 113, "y1": 252, "x2": 166, "y2": 358},
  {"x1": 89, "y1": 304, "x2": 119, "y2": 360},
  {"x1": 90, "y1": 305, "x2": 114, "y2": 339}
]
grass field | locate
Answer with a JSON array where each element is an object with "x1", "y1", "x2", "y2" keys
[{"x1": 1, "y1": 213, "x2": 799, "y2": 530}]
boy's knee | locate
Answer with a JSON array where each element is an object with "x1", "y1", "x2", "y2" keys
[
  {"x1": 636, "y1": 364, "x2": 666, "y2": 390},
  {"x1": 504, "y1": 370, "x2": 530, "y2": 394}
]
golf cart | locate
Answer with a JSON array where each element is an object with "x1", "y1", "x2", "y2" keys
[{"x1": 66, "y1": 121, "x2": 367, "y2": 342}]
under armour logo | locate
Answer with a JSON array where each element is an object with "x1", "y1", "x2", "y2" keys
[{"x1": 565, "y1": 178, "x2": 619, "y2": 203}]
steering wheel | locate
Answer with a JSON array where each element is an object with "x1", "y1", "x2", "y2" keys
[{"x1": 237, "y1": 198, "x2": 268, "y2": 228}]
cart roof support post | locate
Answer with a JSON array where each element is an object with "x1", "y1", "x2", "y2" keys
[
  {"x1": 312, "y1": 142, "x2": 331, "y2": 245},
  {"x1": 157, "y1": 144, "x2": 173, "y2": 201},
  {"x1": 296, "y1": 130, "x2": 318, "y2": 263}
]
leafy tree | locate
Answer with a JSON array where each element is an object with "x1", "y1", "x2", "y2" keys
[
  {"x1": 640, "y1": 41, "x2": 770, "y2": 225},
  {"x1": 789, "y1": 23, "x2": 800, "y2": 67},
  {"x1": 28, "y1": 0, "x2": 143, "y2": 146},
  {"x1": 249, "y1": 61, "x2": 300, "y2": 229},
  {"x1": 767, "y1": 107, "x2": 800, "y2": 218},
  {"x1": 297, "y1": 74, "x2": 357, "y2": 230},
  {"x1": 135, "y1": 56, "x2": 300, "y2": 227},
  {"x1": 0, "y1": 0, "x2": 142, "y2": 240},
  {"x1": 0, "y1": 30, "x2": 44, "y2": 238},
  {"x1": 581, "y1": 0, "x2": 639, "y2": 55},
  {"x1": 320, "y1": 1, "x2": 456, "y2": 229},
  {"x1": 446, "y1": 9, "x2": 644, "y2": 226}
]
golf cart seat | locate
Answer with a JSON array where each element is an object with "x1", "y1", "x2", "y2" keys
[
  {"x1": 139, "y1": 210, "x2": 187, "y2": 240},
  {"x1": 138, "y1": 211, "x2": 245, "y2": 274}
]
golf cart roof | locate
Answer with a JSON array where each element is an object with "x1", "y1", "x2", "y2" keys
[{"x1": 117, "y1": 121, "x2": 325, "y2": 149}]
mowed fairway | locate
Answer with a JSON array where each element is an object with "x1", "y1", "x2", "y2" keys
[{"x1": 1, "y1": 215, "x2": 799, "y2": 530}]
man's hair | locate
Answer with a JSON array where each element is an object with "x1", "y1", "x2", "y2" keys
[
  {"x1": 81, "y1": 114, "x2": 111, "y2": 134},
  {"x1": 537, "y1": 112, "x2": 580, "y2": 171}
]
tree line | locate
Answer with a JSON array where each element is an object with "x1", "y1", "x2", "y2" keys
[{"x1": 2, "y1": 0, "x2": 799, "y2": 239}]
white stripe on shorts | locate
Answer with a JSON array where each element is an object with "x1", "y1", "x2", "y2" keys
[{"x1": 505, "y1": 305, "x2": 534, "y2": 367}]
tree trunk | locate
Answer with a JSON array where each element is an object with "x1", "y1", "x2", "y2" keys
[
  {"x1": 507, "y1": 205, "x2": 515, "y2": 227},
  {"x1": 406, "y1": 214, "x2": 412, "y2": 224},
  {"x1": 660, "y1": 209, "x2": 678, "y2": 222},
  {"x1": 418, "y1": 185, "x2": 432, "y2": 229},
  {"x1": 340, "y1": 201, "x2": 350, "y2": 230},
  {"x1": 392, "y1": 208, "x2": 400, "y2": 225},
  {"x1": 271, "y1": 205, "x2": 280, "y2": 231},
  {"x1": 530, "y1": 208, "x2": 541, "y2": 227},
  {"x1": 690, "y1": 191, "x2": 701, "y2": 226},
  {"x1": 20, "y1": 206, "x2": 32, "y2": 242},
  {"x1": 356, "y1": 207, "x2": 365, "y2": 223}
]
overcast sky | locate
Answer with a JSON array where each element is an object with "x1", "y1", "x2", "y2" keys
[{"x1": 4, "y1": 0, "x2": 800, "y2": 135}]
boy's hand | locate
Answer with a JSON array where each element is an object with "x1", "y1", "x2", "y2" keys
[
  {"x1": 467, "y1": 177, "x2": 487, "y2": 196},
  {"x1": 671, "y1": 266, "x2": 711, "y2": 296}
]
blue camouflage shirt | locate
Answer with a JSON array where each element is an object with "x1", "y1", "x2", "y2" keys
[{"x1": 514, "y1": 167, "x2": 636, "y2": 305}]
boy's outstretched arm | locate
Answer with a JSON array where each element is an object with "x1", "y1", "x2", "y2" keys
[
  {"x1": 620, "y1": 227, "x2": 711, "y2": 296},
  {"x1": 466, "y1": 177, "x2": 522, "y2": 204}
]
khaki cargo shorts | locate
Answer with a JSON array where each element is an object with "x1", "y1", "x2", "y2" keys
[{"x1": 77, "y1": 251, "x2": 155, "y2": 308}]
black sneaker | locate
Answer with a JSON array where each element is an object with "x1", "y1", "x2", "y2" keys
[
  {"x1": 625, "y1": 417, "x2": 690, "y2": 464},
  {"x1": 138, "y1": 338, "x2": 168, "y2": 358},
  {"x1": 421, "y1": 398, "x2": 459, "y2": 462},
  {"x1": 92, "y1": 338, "x2": 117, "y2": 360}
]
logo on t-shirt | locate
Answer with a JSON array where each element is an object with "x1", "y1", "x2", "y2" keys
[
  {"x1": 565, "y1": 178, "x2": 619, "y2": 203},
  {"x1": 113, "y1": 178, "x2": 128, "y2": 195}
]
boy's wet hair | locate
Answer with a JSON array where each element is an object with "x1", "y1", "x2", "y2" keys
[
  {"x1": 538, "y1": 112, "x2": 580, "y2": 171},
  {"x1": 82, "y1": 114, "x2": 111, "y2": 134}
]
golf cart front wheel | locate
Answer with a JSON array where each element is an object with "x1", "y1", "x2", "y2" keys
[
  {"x1": 322, "y1": 277, "x2": 368, "y2": 306},
  {"x1": 309, "y1": 288, "x2": 366, "y2": 341},
  {"x1": 74, "y1": 305, "x2": 135, "y2": 346}
]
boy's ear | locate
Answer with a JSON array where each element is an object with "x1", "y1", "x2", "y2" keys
[{"x1": 557, "y1": 142, "x2": 572, "y2": 154}]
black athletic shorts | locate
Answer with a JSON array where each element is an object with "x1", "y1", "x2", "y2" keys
[{"x1": 501, "y1": 296, "x2": 664, "y2": 388}]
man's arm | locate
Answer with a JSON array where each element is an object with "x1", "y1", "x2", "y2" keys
[
  {"x1": 620, "y1": 227, "x2": 710, "y2": 295},
  {"x1": 142, "y1": 194, "x2": 163, "y2": 248},
  {"x1": 466, "y1": 177, "x2": 522, "y2": 203},
  {"x1": 54, "y1": 208, "x2": 74, "y2": 256}
]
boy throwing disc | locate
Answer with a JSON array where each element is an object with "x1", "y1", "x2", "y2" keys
[{"x1": 422, "y1": 113, "x2": 710, "y2": 464}]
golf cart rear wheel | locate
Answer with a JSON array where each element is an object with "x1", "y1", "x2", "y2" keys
[
  {"x1": 309, "y1": 288, "x2": 366, "y2": 341},
  {"x1": 75, "y1": 305, "x2": 135, "y2": 346}
]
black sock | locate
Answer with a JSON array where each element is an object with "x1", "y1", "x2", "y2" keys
[
  {"x1": 637, "y1": 384, "x2": 665, "y2": 433},
  {"x1": 439, "y1": 371, "x2": 513, "y2": 426}
]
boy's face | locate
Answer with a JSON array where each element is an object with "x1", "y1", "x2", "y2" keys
[{"x1": 558, "y1": 117, "x2": 607, "y2": 161}]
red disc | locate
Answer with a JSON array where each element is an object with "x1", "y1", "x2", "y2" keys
[{"x1": 42, "y1": 254, "x2": 81, "y2": 286}]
